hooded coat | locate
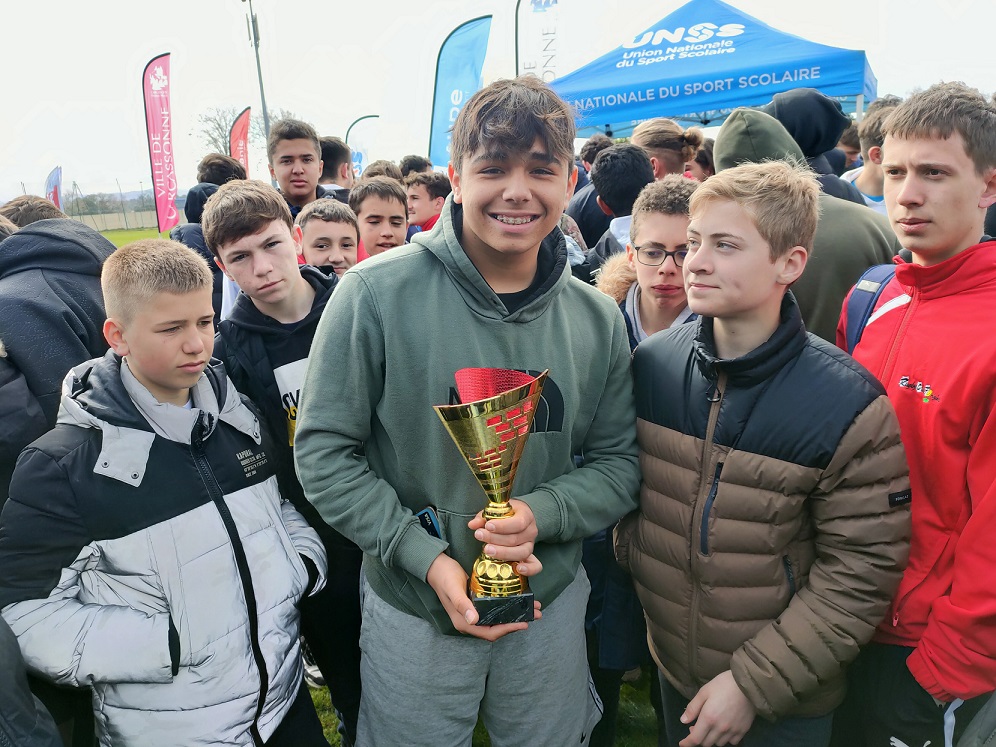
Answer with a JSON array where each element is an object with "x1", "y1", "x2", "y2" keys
[
  {"x1": 0, "y1": 343, "x2": 47, "y2": 507},
  {"x1": 0, "y1": 219, "x2": 114, "y2": 505},
  {"x1": 0, "y1": 353, "x2": 326, "y2": 746},
  {"x1": 761, "y1": 88, "x2": 866, "y2": 205},
  {"x1": 214, "y1": 265, "x2": 339, "y2": 540},
  {"x1": 714, "y1": 108, "x2": 900, "y2": 342},
  {"x1": 0, "y1": 219, "x2": 113, "y2": 424},
  {"x1": 294, "y1": 197, "x2": 641, "y2": 635}
]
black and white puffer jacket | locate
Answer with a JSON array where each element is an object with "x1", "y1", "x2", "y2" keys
[{"x1": 0, "y1": 351, "x2": 326, "y2": 747}]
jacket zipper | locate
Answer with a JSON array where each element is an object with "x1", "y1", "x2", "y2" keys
[
  {"x1": 782, "y1": 555, "x2": 797, "y2": 596},
  {"x1": 891, "y1": 573, "x2": 931, "y2": 628},
  {"x1": 190, "y1": 418, "x2": 269, "y2": 747},
  {"x1": 699, "y1": 462, "x2": 724, "y2": 555},
  {"x1": 689, "y1": 371, "x2": 727, "y2": 682}
]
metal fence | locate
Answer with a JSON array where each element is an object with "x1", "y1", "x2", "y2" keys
[{"x1": 68, "y1": 211, "x2": 160, "y2": 232}]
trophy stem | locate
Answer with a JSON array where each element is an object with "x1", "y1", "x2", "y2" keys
[{"x1": 483, "y1": 499, "x2": 513, "y2": 521}]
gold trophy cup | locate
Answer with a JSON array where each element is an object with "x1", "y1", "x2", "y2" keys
[{"x1": 434, "y1": 368, "x2": 548, "y2": 625}]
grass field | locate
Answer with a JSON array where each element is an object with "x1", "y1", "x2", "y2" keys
[
  {"x1": 99, "y1": 227, "x2": 163, "y2": 247},
  {"x1": 310, "y1": 666, "x2": 660, "y2": 746}
]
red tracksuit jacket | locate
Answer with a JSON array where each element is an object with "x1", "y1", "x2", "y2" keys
[{"x1": 837, "y1": 240, "x2": 996, "y2": 701}]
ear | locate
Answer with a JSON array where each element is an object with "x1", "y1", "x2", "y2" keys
[
  {"x1": 293, "y1": 224, "x2": 305, "y2": 254},
  {"x1": 565, "y1": 164, "x2": 578, "y2": 207},
  {"x1": 626, "y1": 243, "x2": 637, "y2": 270},
  {"x1": 448, "y1": 163, "x2": 462, "y2": 204},
  {"x1": 103, "y1": 318, "x2": 129, "y2": 356},
  {"x1": 867, "y1": 146, "x2": 883, "y2": 165},
  {"x1": 213, "y1": 254, "x2": 234, "y2": 281},
  {"x1": 339, "y1": 161, "x2": 352, "y2": 182},
  {"x1": 649, "y1": 156, "x2": 664, "y2": 179},
  {"x1": 777, "y1": 246, "x2": 808, "y2": 286},
  {"x1": 432, "y1": 195, "x2": 446, "y2": 212},
  {"x1": 268, "y1": 162, "x2": 276, "y2": 182},
  {"x1": 596, "y1": 195, "x2": 614, "y2": 217},
  {"x1": 980, "y1": 166, "x2": 996, "y2": 210}
]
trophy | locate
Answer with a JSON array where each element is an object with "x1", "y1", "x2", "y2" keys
[{"x1": 434, "y1": 368, "x2": 548, "y2": 625}]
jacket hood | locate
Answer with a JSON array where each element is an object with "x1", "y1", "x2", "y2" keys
[
  {"x1": 0, "y1": 218, "x2": 115, "y2": 279},
  {"x1": 183, "y1": 182, "x2": 219, "y2": 223},
  {"x1": 224, "y1": 265, "x2": 337, "y2": 335},
  {"x1": 760, "y1": 88, "x2": 851, "y2": 158},
  {"x1": 714, "y1": 109, "x2": 806, "y2": 172},
  {"x1": 408, "y1": 195, "x2": 571, "y2": 323},
  {"x1": 57, "y1": 350, "x2": 258, "y2": 486},
  {"x1": 596, "y1": 252, "x2": 636, "y2": 304}
]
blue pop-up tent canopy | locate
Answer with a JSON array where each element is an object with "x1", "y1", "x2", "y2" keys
[{"x1": 551, "y1": 0, "x2": 876, "y2": 136}]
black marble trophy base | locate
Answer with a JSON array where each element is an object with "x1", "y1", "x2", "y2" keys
[{"x1": 472, "y1": 590, "x2": 535, "y2": 625}]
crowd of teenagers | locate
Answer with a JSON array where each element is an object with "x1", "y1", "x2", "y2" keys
[{"x1": 0, "y1": 74, "x2": 995, "y2": 747}]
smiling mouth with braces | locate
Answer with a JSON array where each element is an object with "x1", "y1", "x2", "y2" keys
[{"x1": 493, "y1": 215, "x2": 537, "y2": 225}]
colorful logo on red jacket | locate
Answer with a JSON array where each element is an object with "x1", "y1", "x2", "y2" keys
[{"x1": 898, "y1": 376, "x2": 940, "y2": 404}]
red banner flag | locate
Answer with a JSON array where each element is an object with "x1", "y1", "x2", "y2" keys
[
  {"x1": 229, "y1": 106, "x2": 251, "y2": 178},
  {"x1": 142, "y1": 53, "x2": 179, "y2": 233}
]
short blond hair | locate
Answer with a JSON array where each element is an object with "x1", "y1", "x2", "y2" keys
[
  {"x1": 689, "y1": 161, "x2": 820, "y2": 259},
  {"x1": 631, "y1": 119, "x2": 704, "y2": 174},
  {"x1": 102, "y1": 239, "x2": 213, "y2": 325}
]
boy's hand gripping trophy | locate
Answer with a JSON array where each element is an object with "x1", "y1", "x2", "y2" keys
[{"x1": 434, "y1": 368, "x2": 548, "y2": 625}]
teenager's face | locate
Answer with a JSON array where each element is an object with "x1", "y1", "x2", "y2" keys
[
  {"x1": 684, "y1": 199, "x2": 803, "y2": 323},
  {"x1": 105, "y1": 288, "x2": 215, "y2": 407},
  {"x1": 356, "y1": 196, "x2": 407, "y2": 255},
  {"x1": 449, "y1": 137, "x2": 577, "y2": 263},
  {"x1": 839, "y1": 143, "x2": 861, "y2": 168},
  {"x1": 627, "y1": 212, "x2": 690, "y2": 317},
  {"x1": 407, "y1": 185, "x2": 443, "y2": 228},
  {"x1": 268, "y1": 139, "x2": 322, "y2": 207},
  {"x1": 299, "y1": 219, "x2": 357, "y2": 276},
  {"x1": 882, "y1": 132, "x2": 996, "y2": 264},
  {"x1": 215, "y1": 219, "x2": 304, "y2": 310}
]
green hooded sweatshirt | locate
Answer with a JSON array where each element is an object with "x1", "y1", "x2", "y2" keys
[
  {"x1": 713, "y1": 108, "x2": 900, "y2": 342},
  {"x1": 294, "y1": 199, "x2": 640, "y2": 634}
]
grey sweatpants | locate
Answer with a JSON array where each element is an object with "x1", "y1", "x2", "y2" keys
[{"x1": 356, "y1": 569, "x2": 602, "y2": 747}]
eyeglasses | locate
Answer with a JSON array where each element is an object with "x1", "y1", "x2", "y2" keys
[{"x1": 634, "y1": 245, "x2": 688, "y2": 267}]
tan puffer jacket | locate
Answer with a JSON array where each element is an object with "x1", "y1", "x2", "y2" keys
[{"x1": 615, "y1": 294, "x2": 911, "y2": 721}]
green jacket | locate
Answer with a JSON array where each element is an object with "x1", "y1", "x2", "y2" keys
[{"x1": 294, "y1": 200, "x2": 641, "y2": 634}]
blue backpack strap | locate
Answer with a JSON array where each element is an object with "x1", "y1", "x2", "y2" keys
[{"x1": 845, "y1": 264, "x2": 897, "y2": 354}]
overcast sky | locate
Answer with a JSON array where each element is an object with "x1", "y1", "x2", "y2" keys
[{"x1": 1, "y1": 0, "x2": 993, "y2": 202}]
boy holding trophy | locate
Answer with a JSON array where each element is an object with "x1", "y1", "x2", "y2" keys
[{"x1": 295, "y1": 76, "x2": 641, "y2": 746}]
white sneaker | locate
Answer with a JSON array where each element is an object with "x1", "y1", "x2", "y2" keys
[{"x1": 301, "y1": 637, "x2": 325, "y2": 689}]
